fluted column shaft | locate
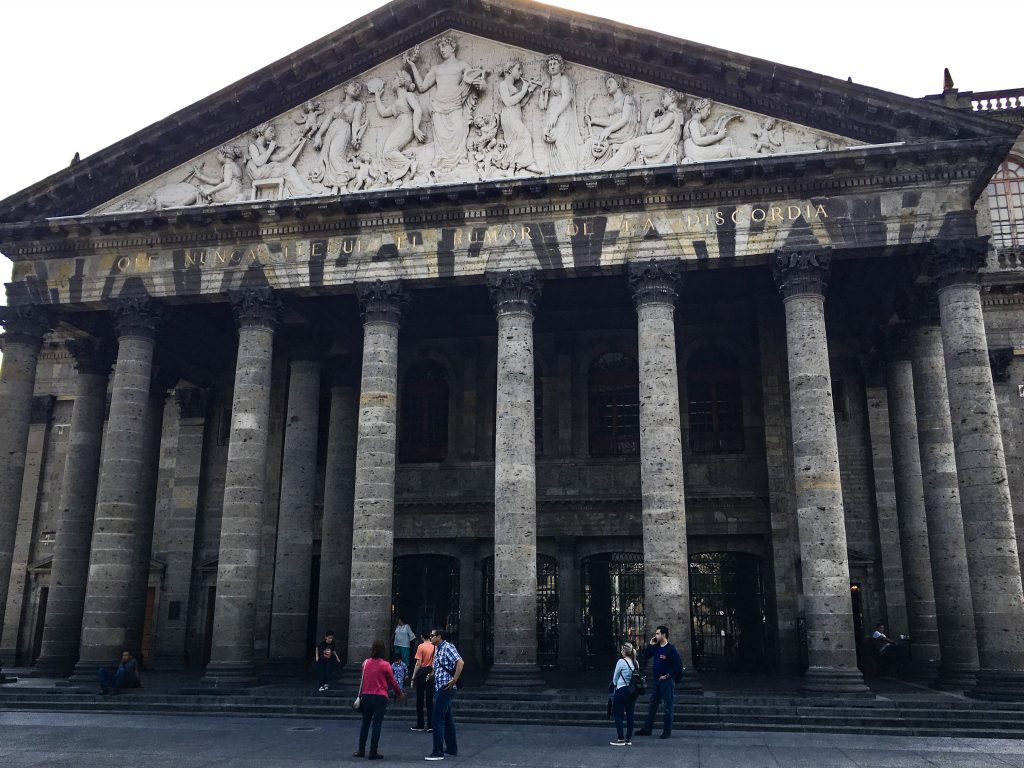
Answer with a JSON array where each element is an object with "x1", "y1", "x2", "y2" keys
[
  {"x1": 203, "y1": 288, "x2": 280, "y2": 686},
  {"x1": 629, "y1": 259, "x2": 699, "y2": 691},
  {"x1": 267, "y1": 350, "x2": 322, "y2": 670},
  {"x1": 930, "y1": 237, "x2": 1024, "y2": 699},
  {"x1": 485, "y1": 270, "x2": 544, "y2": 687},
  {"x1": 35, "y1": 341, "x2": 112, "y2": 675},
  {"x1": 883, "y1": 353, "x2": 940, "y2": 675},
  {"x1": 773, "y1": 250, "x2": 868, "y2": 695},
  {"x1": 74, "y1": 298, "x2": 163, "y2": 676},
  {"x1": 346, "y1": 281, "x2": 405, "y2": 667}
]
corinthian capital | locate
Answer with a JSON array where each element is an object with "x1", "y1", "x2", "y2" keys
[
  {"x1": 356, "y1": 280, "x2": 407, "y2": 326},
  {"x1": 486, "y1": 270, "x2": 540, "y2": 316},
  {"x1": 772, "y1": 247, "x2": 831, "y2": 299},
  {"x1": 628, "y1": 258, "x2": 682, "y2": 308},
  {"x1": 925, "y1": 236, "x2": 988, "y2": 289},
  {"x1": 230, "y1": 288, "x2": 281, "y2": 331},
  {"x1": 67, "y1": 338, "x2": 115, "y2": 376},
  {"x1": 0, "y1": 303, "x2": 53, "y2": 348},
  {"x1": 109, "y1": 296, "x2": 164, "y2": 340}
]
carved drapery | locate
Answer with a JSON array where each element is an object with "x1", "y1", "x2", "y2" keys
[{"x1": 772, "y1": 248, "x2": 831, "y2": 299}]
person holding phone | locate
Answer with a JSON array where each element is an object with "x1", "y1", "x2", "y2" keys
[{"x1": 635, "y1": 625, "x2": 682, "y2": 739}]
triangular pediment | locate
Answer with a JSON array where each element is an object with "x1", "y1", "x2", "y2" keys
[
  {"x1": 93, "y1": 30, "x2": 861, "y2": 215},
  {"x1": 0, "y1": 0, "x2": 1015, "y2": 224}
]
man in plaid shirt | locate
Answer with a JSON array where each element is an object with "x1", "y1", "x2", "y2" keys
[{"x1": 424, "y1": 628, "x2": 463, "y2": 761}]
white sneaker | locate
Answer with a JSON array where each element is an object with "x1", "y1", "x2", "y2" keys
[
  {"x1": 610, "y1": 739, "x2": 627, "y2": 746},
  {"x1": 318, "y1": 684, "x2": 327, "y2": 692}
]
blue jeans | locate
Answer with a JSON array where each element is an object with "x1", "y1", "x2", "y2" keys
[
  {"x1": 97, "y1": 667, "x2": 125, "y2": 693},
  {"x1": 431, "y1": 686, "x2": 458, "y2": 756},
  {"x1": 358, "y1": 694, "x2": 388, "y2": 753},
  {"x1": 644, "y1": 678, "x2": 675, "y2": 735},
  {"x1": 612, "y1": 686, "x2": 636, "y2": 740}
]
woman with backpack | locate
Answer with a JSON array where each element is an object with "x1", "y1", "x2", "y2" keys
[{"x1": 609, "y1": 641, "x2": 642, "y2": 746}]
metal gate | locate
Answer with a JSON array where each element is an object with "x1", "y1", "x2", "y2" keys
[
  {"x1": 481, "y1": 556, "x2": 560, "y2": 668},
  {"x1": 689, "y1": 551, "x2": 768, "y2": 672},
  {"x1": 392, "y1": 555, "x2": 460, "y2": 645},
  {"x1": 580, "y1": 552, "x2": 645, "y2": 669}
]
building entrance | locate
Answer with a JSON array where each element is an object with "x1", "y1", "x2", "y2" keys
[
  {"x1": 481, "y1": 555, "x2": 560, "y2": 668},
  {"x1": 392, "y1": 555, "x2": 459, "y2": 645},
  {"x1": 580, "y1": 552, "x2": 645, "y2": 669}
]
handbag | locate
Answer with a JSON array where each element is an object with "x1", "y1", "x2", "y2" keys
[
  {"x1": 352, "y1": 661, "x2": 366, "y2": 711},
  {"x1": 627, "y1": 661, "x2": 646, "y2": 698}
]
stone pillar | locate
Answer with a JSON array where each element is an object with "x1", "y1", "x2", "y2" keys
[
  {"x1": 203, "y1": 288, "x2": 280, "y2": 686},
  {"x1": 35, "y1": 340, "x2": 113, "y2": 676},
  {"x1": 882, "y1": 334, "x2": 941, "y2": 678},
  {"x1": 929, "y1": 236, "x2": 1024, "y2": 700},
  {"x1": 73, "y1": 297, "x2": 164, "y2": 679},
  {"x1": 266, "y1": 342, "x2": 322, "y2": 674},
  {"x1": 0, "y1": 304, "x2": 50, "y2": 681},
  {"x1": 772, "y1": 249, "x2": 869, "y2": 695},
  {"x1": 628, "y1": 259, "x2": 701, "y2": 692},
  {"x1": 904, "y1": 299, "x2": 981, "y2": 689},
  {"x1": 316, "y1": 358, "x2": 359, "y2": 659},
  {"x1": 151, "y1": 387, "x2": 208, "y2": 670},
  {"x1": 346, "y1": 281, "x2": 406, "y2": 670},
  {"x1": 485, "y1": 269, "x2": 545, "y2": 687}
]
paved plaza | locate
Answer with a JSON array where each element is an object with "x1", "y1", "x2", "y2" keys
[{"x1": 2, "y1": 711, "x2": 1024, "y2": 767}]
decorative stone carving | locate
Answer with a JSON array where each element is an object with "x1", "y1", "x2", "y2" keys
[
  {"x1": 109, "y1": 296, "x2": 164, "y2": 340},
  {"x1": 925, "y1": 237, "x2": 989, "y2": 288},
  {"x1": 0, "y1": 304, "x2": 52, "y2": 347},
  {"x1": 772, "y1": 248, "x2": 832, "y2": 299},
  {"x1": 628, "y1": 259, "x2": 682, "y2": 306},
  {"x1": 95, "y1": 32, "x2": 859, "y2": 213},
  {"x1": 989, "y1": 348, "x2": 1014, "y2": 383},
  {"x1": 356, "y1": 280, "x2": 407, "y2": 325},
  {"x1": 487, "y1": 269, "x2": 541, "y2": 315},
  {"x1": 229, "y1": 288, "x2": 281, "y2": 330}
]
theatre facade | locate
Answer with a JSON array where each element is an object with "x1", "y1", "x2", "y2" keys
[{"x1": 1, "y1": 0, "x2": 1023, "y2": 696}]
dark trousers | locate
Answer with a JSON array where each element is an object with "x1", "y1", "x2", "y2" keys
[
  {"x1": 97, "y1": 667, "x2": 125, "y2": 693},
  {"x1": 358, "y1": 694, "x2": 389, "y2": 754},
  {"x1": 317, "y1": 658, "x2": 337, "y2": 686},
  {"x1": 431, "y1": 686, "x2": 458, "y2": 756},
  {"x1": 415, "y1": 668, "x2": 435, "y2": 728},
  {"x1": 644, "y1": 678, "x2": 675, "y2": 735},
  {"x1": 612, "y1": 686, "x2": 636, "y2": 740}
]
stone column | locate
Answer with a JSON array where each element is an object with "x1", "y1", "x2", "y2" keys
[
  {"x1": 73, "y1": 297, "x2": 164, "y2": 678},
  {"x1": 929, "y1": 237, "x2": 1024, "y2": 700},
  {"x1": 881, "y1": 332, "x2": 941, "y2": 678},
  {"x1": 629, "y1": 259, "x2": 700, "y2": 692},
  {"x1": 772, "y1": 249, "x2": 869, "y2": 695},
  {"x1": 904, "y1": 298, "x2": 981, "y2": 689},
  {"x1": 346, "y1": 281, "x2": 406, "y2": 670},
  {"x1": 266, "y1": 342, "x2": 322, "y2": 674},
  {"x1": 35, "y1": 340, "x2": 113, "y2": 676},
  {"x1": 203, "y1": 288, "x2": 280, "y2": 686},
  {"x1": 0, "y1": 304, "x2": 50, "y2": 681},
  {"x1": 316, "y1": 357, "x2": 359, "y2": 659},
  {"x1": 485, "y1": 269, "x2": 544, "y2": 687},
  {"x1": 151, "y1": 387, "x2": 208, "y2": 670}
]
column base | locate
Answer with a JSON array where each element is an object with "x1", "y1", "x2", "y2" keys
[
  {"x1": 69, "y1": 658, "x2": 105, "y2": 684},
  {"x1": 484, "y1": 663, "x2": 546, "y2": 688},
  {"x1": 967, "y1": 670, "x2": 1024, "y2": 701},
  {"x1": 931, "y1": 665, "x2": 978, "y2": 693},
  {"x1": 801, "y1": 666, "x2": 873, "y2": 697},
  {"x1": 201, "y1": 660, "x2": 259, "y2": 688},
  {"x1": 31, "y1": 655, "x2": 78, "y2": 678},
  {"x1": 676, "y1": 666, "x2": 703, "y2": 695}
]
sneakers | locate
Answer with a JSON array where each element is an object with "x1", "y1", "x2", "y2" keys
[
  {"x1": 318, "y1": 684, "x2": 328, "y2": 692},
  {"x1": 426, "y1": 728, "x2": 433, "y2": 733},
  {"x1": 424, "y1": 754, "x2": 445, "y2": 761},
  {"x1": 610, "y1": 739, "x2": 627, "y2": 746},
  {"x1": 410, "y1": 727, "x2": 427, "y2": 732},
  {"x1": 353, "y1": 751, "x2": 365, "y2": 758}
]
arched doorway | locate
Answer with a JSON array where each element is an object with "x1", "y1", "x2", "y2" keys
[
  {"x1": 689, "y1": 551, "x2": 769, "y2": 672},
  {"x1": 580, "y1": 552, "x2": 645, "y2": 669},
  {"x1": 392, "y1": 555, "x2": 460, "y2": 645},
  {"x1": 481, "y1": 555, "x2": 560, "y2": 668}
]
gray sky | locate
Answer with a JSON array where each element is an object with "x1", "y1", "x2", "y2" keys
[{"x1": 1, "y1": 0, "x2": 1019, "y2": 303}]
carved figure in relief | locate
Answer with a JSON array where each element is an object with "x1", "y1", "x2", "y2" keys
[
  {"x1": 310, "y1": 82, "x2": 368, "y2": 194},
  {"x1": 348, "y1": 153, "x2": 380, "y2": 191},
  {"x1": 374, "y1": 70, "x2": 426, "y2": 187},
  {"x1": 681, "y1": 98, "x2": 742, "y2": 163},
  {"x1": 294, "y1": 101, "x2": 324, "y2": 138},
  {"x1": 583, "y1": 74, "x2": 640, "y2": 167},
  {"x1": 752, "y1": 117, "x2": 782, "y2": 154},
  {"x1": 468, "y1": 114, "x2": 504, "y2": 180},
  {"x1": 404, "y1": 36, "x2": 488, "y2": 173},
  {"x1": 496, "y1": 58, "x2": 543, "y2": 175},
  {"x1": 603, "y1": 88, "x2": 685, "y2": 170},
  {"x1": 189, "y1": 145, "x2": 245, "y2": 203},
  {"x1": 540, "y1": 54, "x2": 582, "y2": 173},
  {"x1": 245, "y1": 122, "x2": 315, "y2": 197}
]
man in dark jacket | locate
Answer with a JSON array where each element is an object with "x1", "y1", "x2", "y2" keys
[
  {"x1": 97, "y1": 649, "x2": 141, "y2": 695},
  {"x1": 635, "y1": 625, "x2": 682, "y2": 738}
]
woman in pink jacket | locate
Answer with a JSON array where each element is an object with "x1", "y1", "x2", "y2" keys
[{"x1": 355, "y1": 639, "x2": 407, "y2": 759}]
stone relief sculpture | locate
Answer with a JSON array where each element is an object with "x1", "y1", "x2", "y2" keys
[
  {"x1": 540, "y1": 54, "x2": 581, "y2": 173},
  {"x1": 583, "y1": 74, "x2": 641, "y2": 167},
  {"x1": 404, "y1": 36, "x2": 489, "y2": 174},
  {"x1": 96, "y1": 32, "x2": 860, "y2": 214},
  {"x1": 373, "y1": 70, "x2": 425, "y2": 187},
  {"x1": 681, "y1": 98, "x2": 743, "y2": 163},
  {"x1": 309, "y1": 82, "x2": 368, "y2": 193}
]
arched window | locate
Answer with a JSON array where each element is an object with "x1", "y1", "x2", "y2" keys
[
  {"x1": 399, "y1": 361, "x2": 449, "y2": 463},
  {"x1": 588, "y1": 352, "x2": 639, "y2": 457},
  {"x1": 687, "y1": 347, "x2": 744, "y2": 454},
  {"x1": 987, "y1": 158, "x2": 1024, "y2": 250}
]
